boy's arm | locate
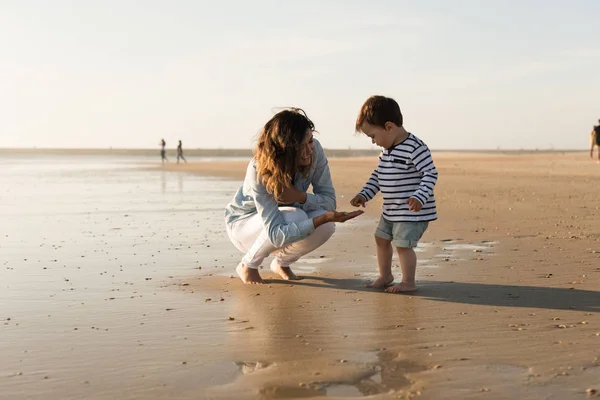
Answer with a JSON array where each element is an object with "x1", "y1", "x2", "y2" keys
[
  {"x1": 409, "y1": 145, "x2": 438, "y2": 205},
  {"x1": 358, "y1": 165, "x2": 380, "y2": 201}
]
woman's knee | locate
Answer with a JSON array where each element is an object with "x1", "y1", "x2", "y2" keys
[
  {"x1": 315, "y1": 221, "x2": 335, "y2": 243},
  {"x1": 305, "y1": 208, "x2": 334, "y2": 241}
]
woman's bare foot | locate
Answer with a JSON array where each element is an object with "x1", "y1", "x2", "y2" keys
[
  {"x1": 365, "y1": 274, "x2": 394, "y2": 289},
  {"x1": 270, "y1": 260, "x2": 301, "y2": 280},
  {"x1": 385, "y1": 281, "x2": 417, "y2": 293},
  {"x1": 236, "y1": 263, "x2": 264, "y2": 284}
]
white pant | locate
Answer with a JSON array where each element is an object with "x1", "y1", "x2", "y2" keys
[{"x1": 226, "y1": 207, "x2": 335, "y2": 269}]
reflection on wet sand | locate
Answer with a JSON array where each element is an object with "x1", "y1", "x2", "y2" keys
[
  {"x1": 202, "y1": 277, "x2": 430, "y2": 398},
  {"x1": 160, "y1": 170, "x2": 185, "y2": 193},
  {"x1": 215, "y1": 350, "x2": 427, "y2": 399}
]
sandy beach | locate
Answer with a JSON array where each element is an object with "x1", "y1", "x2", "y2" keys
[{"x1": 2, "y1": 152, "x2": 599, "y2": 399}]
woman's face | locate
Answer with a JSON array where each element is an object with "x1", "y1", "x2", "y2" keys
[{"x1": 297, "y1": 129, "x2": 315, "y2": 167}]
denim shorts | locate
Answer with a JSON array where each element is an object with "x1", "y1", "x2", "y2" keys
[{"x1": 374, "y1": 216, "x2": 429, "y2": 248}]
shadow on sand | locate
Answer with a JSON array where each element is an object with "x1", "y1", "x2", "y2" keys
[{"x1": 264, "y1": 276, "x2": 600, "y2": 313}]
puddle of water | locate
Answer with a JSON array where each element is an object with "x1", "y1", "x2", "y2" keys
[
  {"x1": 290, "y1": 264, "x2": 319, "y2": 274},
  {"x1": 414, "y1": 242, "x2": 434, "y2": 253},
  {"x1": 433, "y1": 253, "x2": 453, "y2": 258},
  {"x1": 413, "y1": 258, "x2": 439, "y2": 269},
  {"x1": 338, "y1": 350, "x2": 380, "y2": 365},
  {"x1": 221, "y1": 350, "x2": 426, "y2": 399},
  {"x1": 418, "y1": 264, "x2": 439, "y2": 269},
  {"x1": 442, "y1": 244, "x2": 491, "y2": 251},
  {"x1": 361, "y1": 272, "x2": 385, "y2": 279},
  {"x1": 199, "y1": 361, "x2": 245, "y2": 386},
  {"x1": 258, "y1": 385, "x2": 326, "y2": 398},
  {"x1": 235, "y1": 361, "x2": 272, "y2": 375},
  {"x1": 296, "y1": 257, "x2": 331, "y2": 264},
  {"x1": 326, "y1": 384, "x2": 365, "y2": 397}
]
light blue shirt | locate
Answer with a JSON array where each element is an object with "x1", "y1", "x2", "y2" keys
[{"x1": 225, "y1": 139, "x2": 336, "y2": 248}]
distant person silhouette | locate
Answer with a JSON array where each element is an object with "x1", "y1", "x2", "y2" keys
[
  {"x1": 160, "y1": 139, "x2": 168, "y2": 164},
  {"x1": 177, "y1": 140, "x2": 187, "y2": 164},
  {"x1": 591, "y1": 119, "x2": 600, "y2": 163}
]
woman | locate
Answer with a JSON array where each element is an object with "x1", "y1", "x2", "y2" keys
[{"x1": 225, "y1": 108, "x2": 363, "y2": 284}]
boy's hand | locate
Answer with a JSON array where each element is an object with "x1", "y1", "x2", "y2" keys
[
  {"x1": 350, "y1": 194, "x2": 367, "y2": 208},
  {"x1": 406, "y1": 197, "x2": 423, "y2": 212}
]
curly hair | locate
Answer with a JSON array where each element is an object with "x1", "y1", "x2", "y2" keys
[{"x1": 255, "y1": 108, "x2": 315, "y2": 199}]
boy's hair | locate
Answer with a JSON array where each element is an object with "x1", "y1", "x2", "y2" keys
[{"x1": 355, "y1": 95, "x2": 403, "y2": 132}]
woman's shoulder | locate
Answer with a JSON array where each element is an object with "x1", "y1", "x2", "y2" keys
[
  {"x1": 313, "y1": 137, "x2": 324, "y2": 150},
  {"x1": 243, "y1": 158, "x2": 266, "y2": 188},
  {"x1": 312, "y1": 137, "x2": 326, "y2": 159},
  {"x1": 244, "y1": 158, "x2": 258, "y2": 177}
]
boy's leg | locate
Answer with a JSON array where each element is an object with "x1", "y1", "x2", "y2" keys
[
  {"x1": 365, "y1": 216, "x2": 395, "y2": 288},
  {"x1": 386, "y1": 247, "x2": 417, "y2": 293},
  {"x1": 386, "y1": 221, "x2": 429, "y2": 293},
  {"x1": 365, "y1": 236, "x2": 394, "y2": 288}
]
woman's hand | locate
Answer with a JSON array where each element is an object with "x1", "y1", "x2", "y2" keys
[
  {"x1": 312, "y1": 210, "x2": 363, "y2": 229},
  {"x1": 326, "y1": 210, "x2": 364, "y2": 223},
  {"x1": 277, "y1": 187, "x2": 307, "y2": 204}
]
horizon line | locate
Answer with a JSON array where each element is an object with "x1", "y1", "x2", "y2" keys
[{"x1": 0, "y1": 147, "x2": 590, "y2": 152}]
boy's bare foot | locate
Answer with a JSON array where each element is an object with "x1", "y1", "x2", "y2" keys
[
  {"x1": 236, "y1": 263, "x2": 264, "y2": 284},
  {"x1": 365, "y1": 275, "x2": 394, "y2": 289},
  {"x1": 270, "y1": 260, "x2": 301, "y2": 280},
  {"x1": 385, "y1": 282, "x2": 417, "y2": 293}
]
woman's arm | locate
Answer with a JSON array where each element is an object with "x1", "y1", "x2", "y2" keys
[
  {"x1": 250, "y1": 165, "x2": 315, "y2": 248},
  {"x1": 301, "y1": 139, "x2": 336, "y2": 211},
  {"x1": 250, "y1": 159, "x2": 362, "y2": 247}
]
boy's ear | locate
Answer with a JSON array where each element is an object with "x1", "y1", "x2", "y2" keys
[{"x1": 384, "y1": 121, "x2": 395, "y2": 132}]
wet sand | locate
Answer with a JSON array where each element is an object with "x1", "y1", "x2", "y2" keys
[
  {"x1": 1, "y1": 153, "x2": 599, "y2": 399},
  {"x1": 163, "y1": 153, "x2": 600, "y2": 399}
]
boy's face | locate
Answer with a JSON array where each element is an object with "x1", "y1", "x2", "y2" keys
[{"x1": 361, "y1": 122, "x2": 396, "y2": 149}]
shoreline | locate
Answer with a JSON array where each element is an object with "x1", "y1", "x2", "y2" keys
[{"x1": 0, "y1": 148, "x2": 590, "y2": 158}]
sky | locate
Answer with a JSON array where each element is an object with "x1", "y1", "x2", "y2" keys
[{"x1": 2, "y1": 0, "x2": 599, "y2": 150}]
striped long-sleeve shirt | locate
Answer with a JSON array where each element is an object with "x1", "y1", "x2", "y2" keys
[{"x1": 359, "y1": 133, "x2": 438, "y2": 222}]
